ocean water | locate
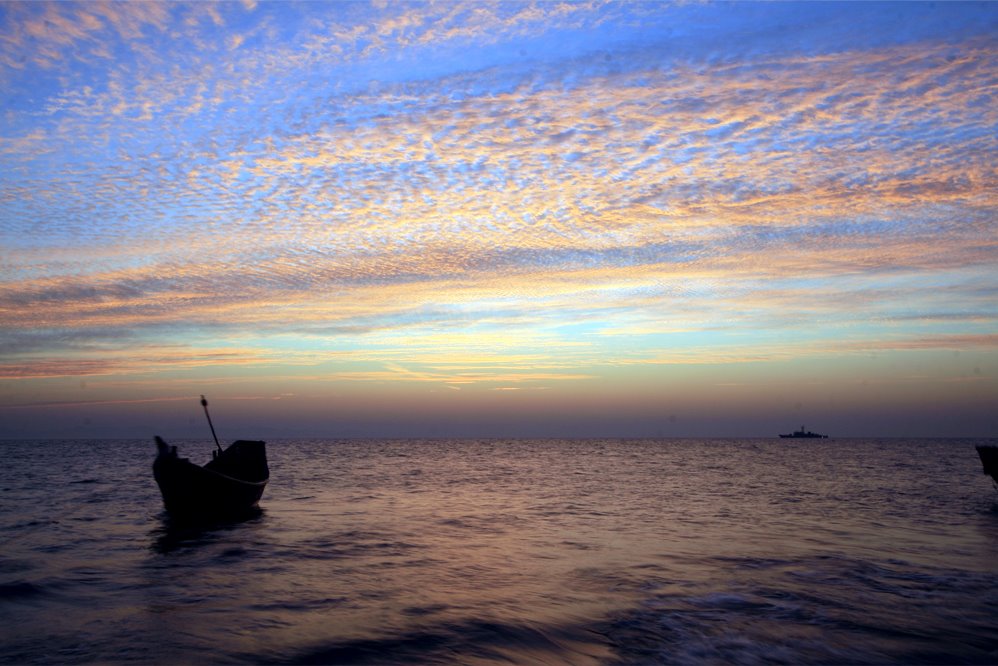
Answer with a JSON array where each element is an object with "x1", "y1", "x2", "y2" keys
[{"x1": 1, "y1": 438, "x2": 996, "y2": 665}]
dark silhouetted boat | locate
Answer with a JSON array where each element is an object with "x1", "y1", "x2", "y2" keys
[
  {"x1": 975, "y1": 445, "x2": 998, "y2": 489},
  {"x1": 152, "y1": 396, "x2": 269, "y2": 519},
  {"x1": 779, "y1": 425, "x2": 828, "y2": 439},
  {"x1": 154, "y1": 436, "x2": 269, "y2": 517}
]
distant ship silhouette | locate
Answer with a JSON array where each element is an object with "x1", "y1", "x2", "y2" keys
[{"x1": 779, "y1": 425, "x2": 828, "y2": 439}]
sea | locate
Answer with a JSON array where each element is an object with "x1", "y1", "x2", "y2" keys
[{"x1": 1, "y1": 438, "x2": 996, "y2": 665}]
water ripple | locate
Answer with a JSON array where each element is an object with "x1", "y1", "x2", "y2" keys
[{"x1": 0, "y1": 438, "x2": 995, "y2": 664}]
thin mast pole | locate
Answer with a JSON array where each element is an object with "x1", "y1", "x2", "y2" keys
[{"x1": 201, "y1": 395, "x2": 222, "y2": 453}]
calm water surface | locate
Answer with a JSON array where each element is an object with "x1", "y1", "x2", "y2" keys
[{"x1": 1, "y1": 438, "x2": 996, "y2": 664}]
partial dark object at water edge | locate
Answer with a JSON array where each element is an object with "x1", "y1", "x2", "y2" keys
[
  {"x1": 975, "y1": 445, "x2": 998, "y2": 488},
  {"x1": 153, "y1": 436, "x2": 269, "y2": 518}
]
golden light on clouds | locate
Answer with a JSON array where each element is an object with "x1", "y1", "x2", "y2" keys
[{"x1": 1, "y1": 1, "x2": 996, "y2": 436}]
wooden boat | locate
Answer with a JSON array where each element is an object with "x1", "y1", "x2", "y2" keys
[
  {"x1": 153, "y1": 436, "x2": 269, "y2": 518},
  {"x1": 975, "y1": 445, "x2": 998, "y2": 488}
]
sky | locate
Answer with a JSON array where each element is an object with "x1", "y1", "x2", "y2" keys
[{"x1": 1, "y1": 1, "x2": 996, "y2": 439}]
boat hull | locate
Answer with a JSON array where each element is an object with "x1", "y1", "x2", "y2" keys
[{"x1": 153, "y1": 439, "x2": 268, "y2": 518}]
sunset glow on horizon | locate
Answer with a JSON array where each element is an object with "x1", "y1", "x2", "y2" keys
[{"x1": 1, "y1": 1, "x2": 996, "y2": 438}]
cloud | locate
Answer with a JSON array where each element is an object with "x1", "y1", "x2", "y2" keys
[
  {"x1": 2, "y1": 3, "x2": 997, "y2": 393},
  {"x1": 0, "y1": 345, "x2": 280, "y2": 379},
  {"x1": 0, "y1": 1, "x2": 171, "y2": 75}
]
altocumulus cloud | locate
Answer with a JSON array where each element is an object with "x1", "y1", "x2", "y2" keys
[{"x1": 1, "y1": 1, "x2": 996, "y2": 432}]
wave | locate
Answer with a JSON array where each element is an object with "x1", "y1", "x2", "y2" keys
[
  {"x1": 599, "y1": 553, "x2": 998, "y2": 665},
  {"x1": 269, "y1": 617, "x2": 611, "y2": 665}
]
